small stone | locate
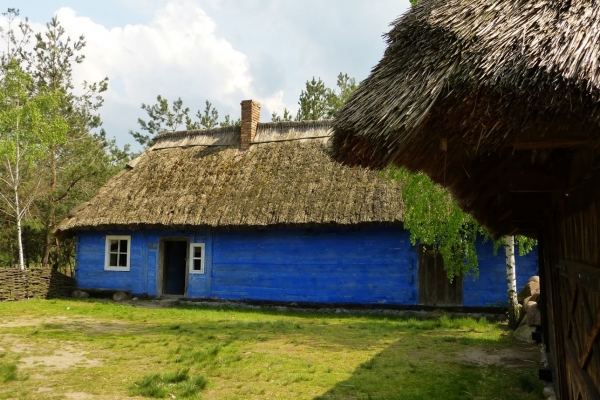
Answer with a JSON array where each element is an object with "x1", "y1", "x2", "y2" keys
[
  {"x1": 71, "y1": 289, "x2": 89, "y2": 299},
  {"x1": 132, "y1": 297, "x2": 139, "y2": 301},
  {"x1": 526, "y1": 302, "x2": 542, "y2": 326},
  {"x1": 518, "y1": 280, "x2": 540, "y2": 303},
  {"x1": 528, "y1": 276, "x2": 540, "y2": 283},
  {"x1": 543, "y1": 386, "x2": 555, "y2": 398},
  {"x1": 519, "y1": 314, "x2": 528, "y2": 326},
  {"x1": 113, "y1": 291, "x2": 131, "y2": 301},
  {"x1": 513, "y1": 324, "x2": 536, "y2": 343},
  {"x1": 529, "y1": 293, "x2": 540, "y2": 303}
]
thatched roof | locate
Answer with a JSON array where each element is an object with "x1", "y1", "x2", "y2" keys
[
  {"x1": 55, "y1": 121, "x2": 404, "y2": 238},
  {"x1": 331, "y1": 0, "x2": 600, "y2": 237}
]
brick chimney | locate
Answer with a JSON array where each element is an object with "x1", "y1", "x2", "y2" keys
[{"x1": 240, "y1": 100, "x2": 261, "y2": 150}]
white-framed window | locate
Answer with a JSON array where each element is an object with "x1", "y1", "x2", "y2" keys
[
  {"x1": 189, "y1": 243, "x2": 205, "y2": 274},
  {"x1": 104, "y1": 235, "x2": 131, "y2": 271}
]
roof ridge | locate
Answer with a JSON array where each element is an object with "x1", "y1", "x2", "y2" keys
[
  {"x1": 155, "y1": 125, "x2": 240, "y2": 143},
  {"x1": 155, "y1": 120, "x2": 334, "y2": 143}
]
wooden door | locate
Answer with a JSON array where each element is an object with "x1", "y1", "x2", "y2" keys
[
  {"x1": 418, "y1": 245, "x2": 463, "y2": 306},
  {"x1": 163, "y1": 240, "x2": 188, "y2": 295},
  {"x1": 556, "y1": 261, "x2": 600, "y2": 400}
]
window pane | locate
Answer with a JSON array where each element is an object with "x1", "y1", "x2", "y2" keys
[
  {"x1": 110, "y1": 240, "x2": 118, "y2": 252},
  {"x1": 194, "y1": 246, "x2": 203, "y2": 258},
  {"x1": 120, "y1": 240, "x2": 128, "y2": 252},
  {"x1": 110, "y1": 253, "x2": 118, "y2": 267},
  {"x1": 193, "y1": 259, "x2": 202, "y2": 271},
  {"x1": 119, "y1": 253, "x2": 127, "y2": 267}
]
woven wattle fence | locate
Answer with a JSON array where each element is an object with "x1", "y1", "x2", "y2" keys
[{"x1": 0, "y1": 267, "x2": 76, "y2": 301}]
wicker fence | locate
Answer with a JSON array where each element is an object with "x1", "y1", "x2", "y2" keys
[{"x1": 0, "y1": 267, "x2": 76, "y2": 301}]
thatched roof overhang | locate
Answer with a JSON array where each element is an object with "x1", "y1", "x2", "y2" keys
[
  {"x1": 55, "y1": 122, "x2": 404, "y2": 238},
  {"x1": 331, "y1": 0, "x2": 600, "y2": 238}
]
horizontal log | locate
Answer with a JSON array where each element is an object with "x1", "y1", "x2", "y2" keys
[{"x1": 557, "y1": 260, "x2": 600, "y2": 292}]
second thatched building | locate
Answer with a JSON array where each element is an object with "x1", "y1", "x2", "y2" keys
[{"x1": 55, "y1": 100, "x2": 537, "y2": 306}]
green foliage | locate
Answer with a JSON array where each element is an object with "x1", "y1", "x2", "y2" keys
[
  {"x1": 293, "y1": 72, "x2": 358, "y2": 121},
  {"x1": 0, "y1": 58, "x2": 69, "y2": 268},
  {"x1": 271, "y1": 108, "x2": 294, "y2": 122},
  {"x1": 389, "y1": 166, "x2": 537, "y2": 280},
  {"x1": 388, "y1": 167, "x2": 486, "y2": 280},
  {"x1": 296, "y1": 77, "x2": 329, "y2": 121},
  {"x1": 130, "y1": 95, "x2": 190, "y2": 147},
  {"x1": 220, "y1": 113, "x2": 240, "y2": 127},
  {"x1": 0, "y1": 59, "x2": 68, "y2": 164},
  {"x1": 325, "y1": 73, "x2": 357, "y2": 118},
  {"x1": 196, "y1": 100, "x2": 219, "y2": 129},
  {"x1": 0, "y1": 9, "x2": 126, "y2": 269},
  {"x1": 131, "y1": 97, "x2": 240, "y2": 148},
  {"x1": 515, "y1": 236, "x2": 536, "y2": 256},
  {"x1": 493, "y1": 235, "x2": 538, "y2": 257},
  {"x1": 129, "y1": 368, "x2": 207, "y2": 399}
]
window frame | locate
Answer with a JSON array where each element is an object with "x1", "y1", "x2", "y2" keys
[
  {"x1": 188, "y1": 243, "x2": 205, "y2": 274},
  {"x1": 104, "y1": 235, "x2": 131, "y2": 271}
]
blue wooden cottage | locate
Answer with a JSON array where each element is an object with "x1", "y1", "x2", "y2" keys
[{"x1": 55, "y1": 100, "x2": 537, "y2": 307}]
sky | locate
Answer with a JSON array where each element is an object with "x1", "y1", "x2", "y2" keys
[{"x1": 9, "y1": 1, "x2": 410, "y2": 150}]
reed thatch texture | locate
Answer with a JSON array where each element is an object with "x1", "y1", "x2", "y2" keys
[
  {"x1": 55, "y1": 122, "x2": 403, "y2": 237},
  {"x1": 331, "y1": 0, "x2": 600, "y2": 236}
]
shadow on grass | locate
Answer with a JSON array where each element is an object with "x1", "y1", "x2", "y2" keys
[
  {"x1": 8, "y1": 299, "x2": 514, "y2": 353},
  {"x1": 313, "y1": 337, "x2": 544, "y2": 400}
]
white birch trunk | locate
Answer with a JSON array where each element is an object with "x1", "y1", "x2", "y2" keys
[
  {"x1": 16, "y1": 197, "x2": 24, "y2": 270},
  {"x1": 505, "y1": 235, "x2": 519, "y2": 329},
  {"x1": 15, "y1": 137, "x2": 25, "y2": 271}
]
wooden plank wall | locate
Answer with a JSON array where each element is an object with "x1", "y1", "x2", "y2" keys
[
  {"x1": 542, "y1": 181, "x2": 600, "y2": 399},
  {"x1": 75, "y1": 227, "x2": 538, "y2": 307},
  {"x1": 463, "y1": 239, "x2": 539, "y2": 307},
  {"x1": 210, "y1": 226, "x2": 418, "y2": 305}
]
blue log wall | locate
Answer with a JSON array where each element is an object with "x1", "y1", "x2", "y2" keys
[
  {"x1": 463, "y1": 239, "x2": 539, "y2": 307},
  {"x1": 75, "y1": 226, "x2": 538, "y2": 307},
  {"x1": 210, "y1": 227, "x2": 416, "y2": 304}
]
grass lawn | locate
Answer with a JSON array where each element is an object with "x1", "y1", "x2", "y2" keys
[{"x1": 0, "y1": 299, "x2": 543, "y2": 400}]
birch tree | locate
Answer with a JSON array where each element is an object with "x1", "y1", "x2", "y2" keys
[
  {"x1": 505, "y1": 235, "x2": 519, "y2": 328},
  {"x1": 0, "y1": 59, "x2": 67, "y2": 269}
]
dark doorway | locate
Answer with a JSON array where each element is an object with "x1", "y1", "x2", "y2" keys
[
  {"x1": 418, "y1": 245, "x2": 463, "y2": 306},
  {"x1": 163, "y1": 240, "x2": 188, "y2": 295}
]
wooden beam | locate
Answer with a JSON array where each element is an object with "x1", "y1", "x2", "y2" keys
[
  {"x1": 567, "y1": 283, "x2": 579, "y2": 338},
  {"x1": 508, "y1": 171, "x2": 568, "y2": 192},
  {"x1": 565, "y1": 339, "x2": 600, "y2": 400},
  {"x1": 509, "y1": 207, "x2": 547, "y2": 222},
  {"x1": 557, "y1": 260, "x2": 600, "y2": 292},
  {"x1": 580, "y1": 309, "x2": 600, "y2": 369}
]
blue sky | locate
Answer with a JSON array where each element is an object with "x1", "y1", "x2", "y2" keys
[{"x1": 12, "y1": 1, "x2": 410, "y2": 149}]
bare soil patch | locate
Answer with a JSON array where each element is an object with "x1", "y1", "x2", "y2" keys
[{"x1": 457, "y1": 345, "x2": 539, "y2": 368}]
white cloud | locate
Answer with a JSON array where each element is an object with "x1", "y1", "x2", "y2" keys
[
  {"x1": 12, "y1": 0, "x2": 410, "y2": 148},
  {"x1": 47, "y1": 0, "x2": 267, "y2": 147}
]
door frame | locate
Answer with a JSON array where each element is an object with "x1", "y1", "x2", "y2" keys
[
  {"x1": 157, "y1": 237, "x2": 190, "y2": 297},
  {"x1": 417, "y1": 244, "x2": 464, "y2": 306}
]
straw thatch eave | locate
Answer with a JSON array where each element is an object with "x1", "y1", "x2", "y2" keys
[
  {"x1": 55, "y1": 121, "x2": 404, "y2": 238},
  {"x1": 331, "y1": 0, "x2": 600, "y2": 237}
]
